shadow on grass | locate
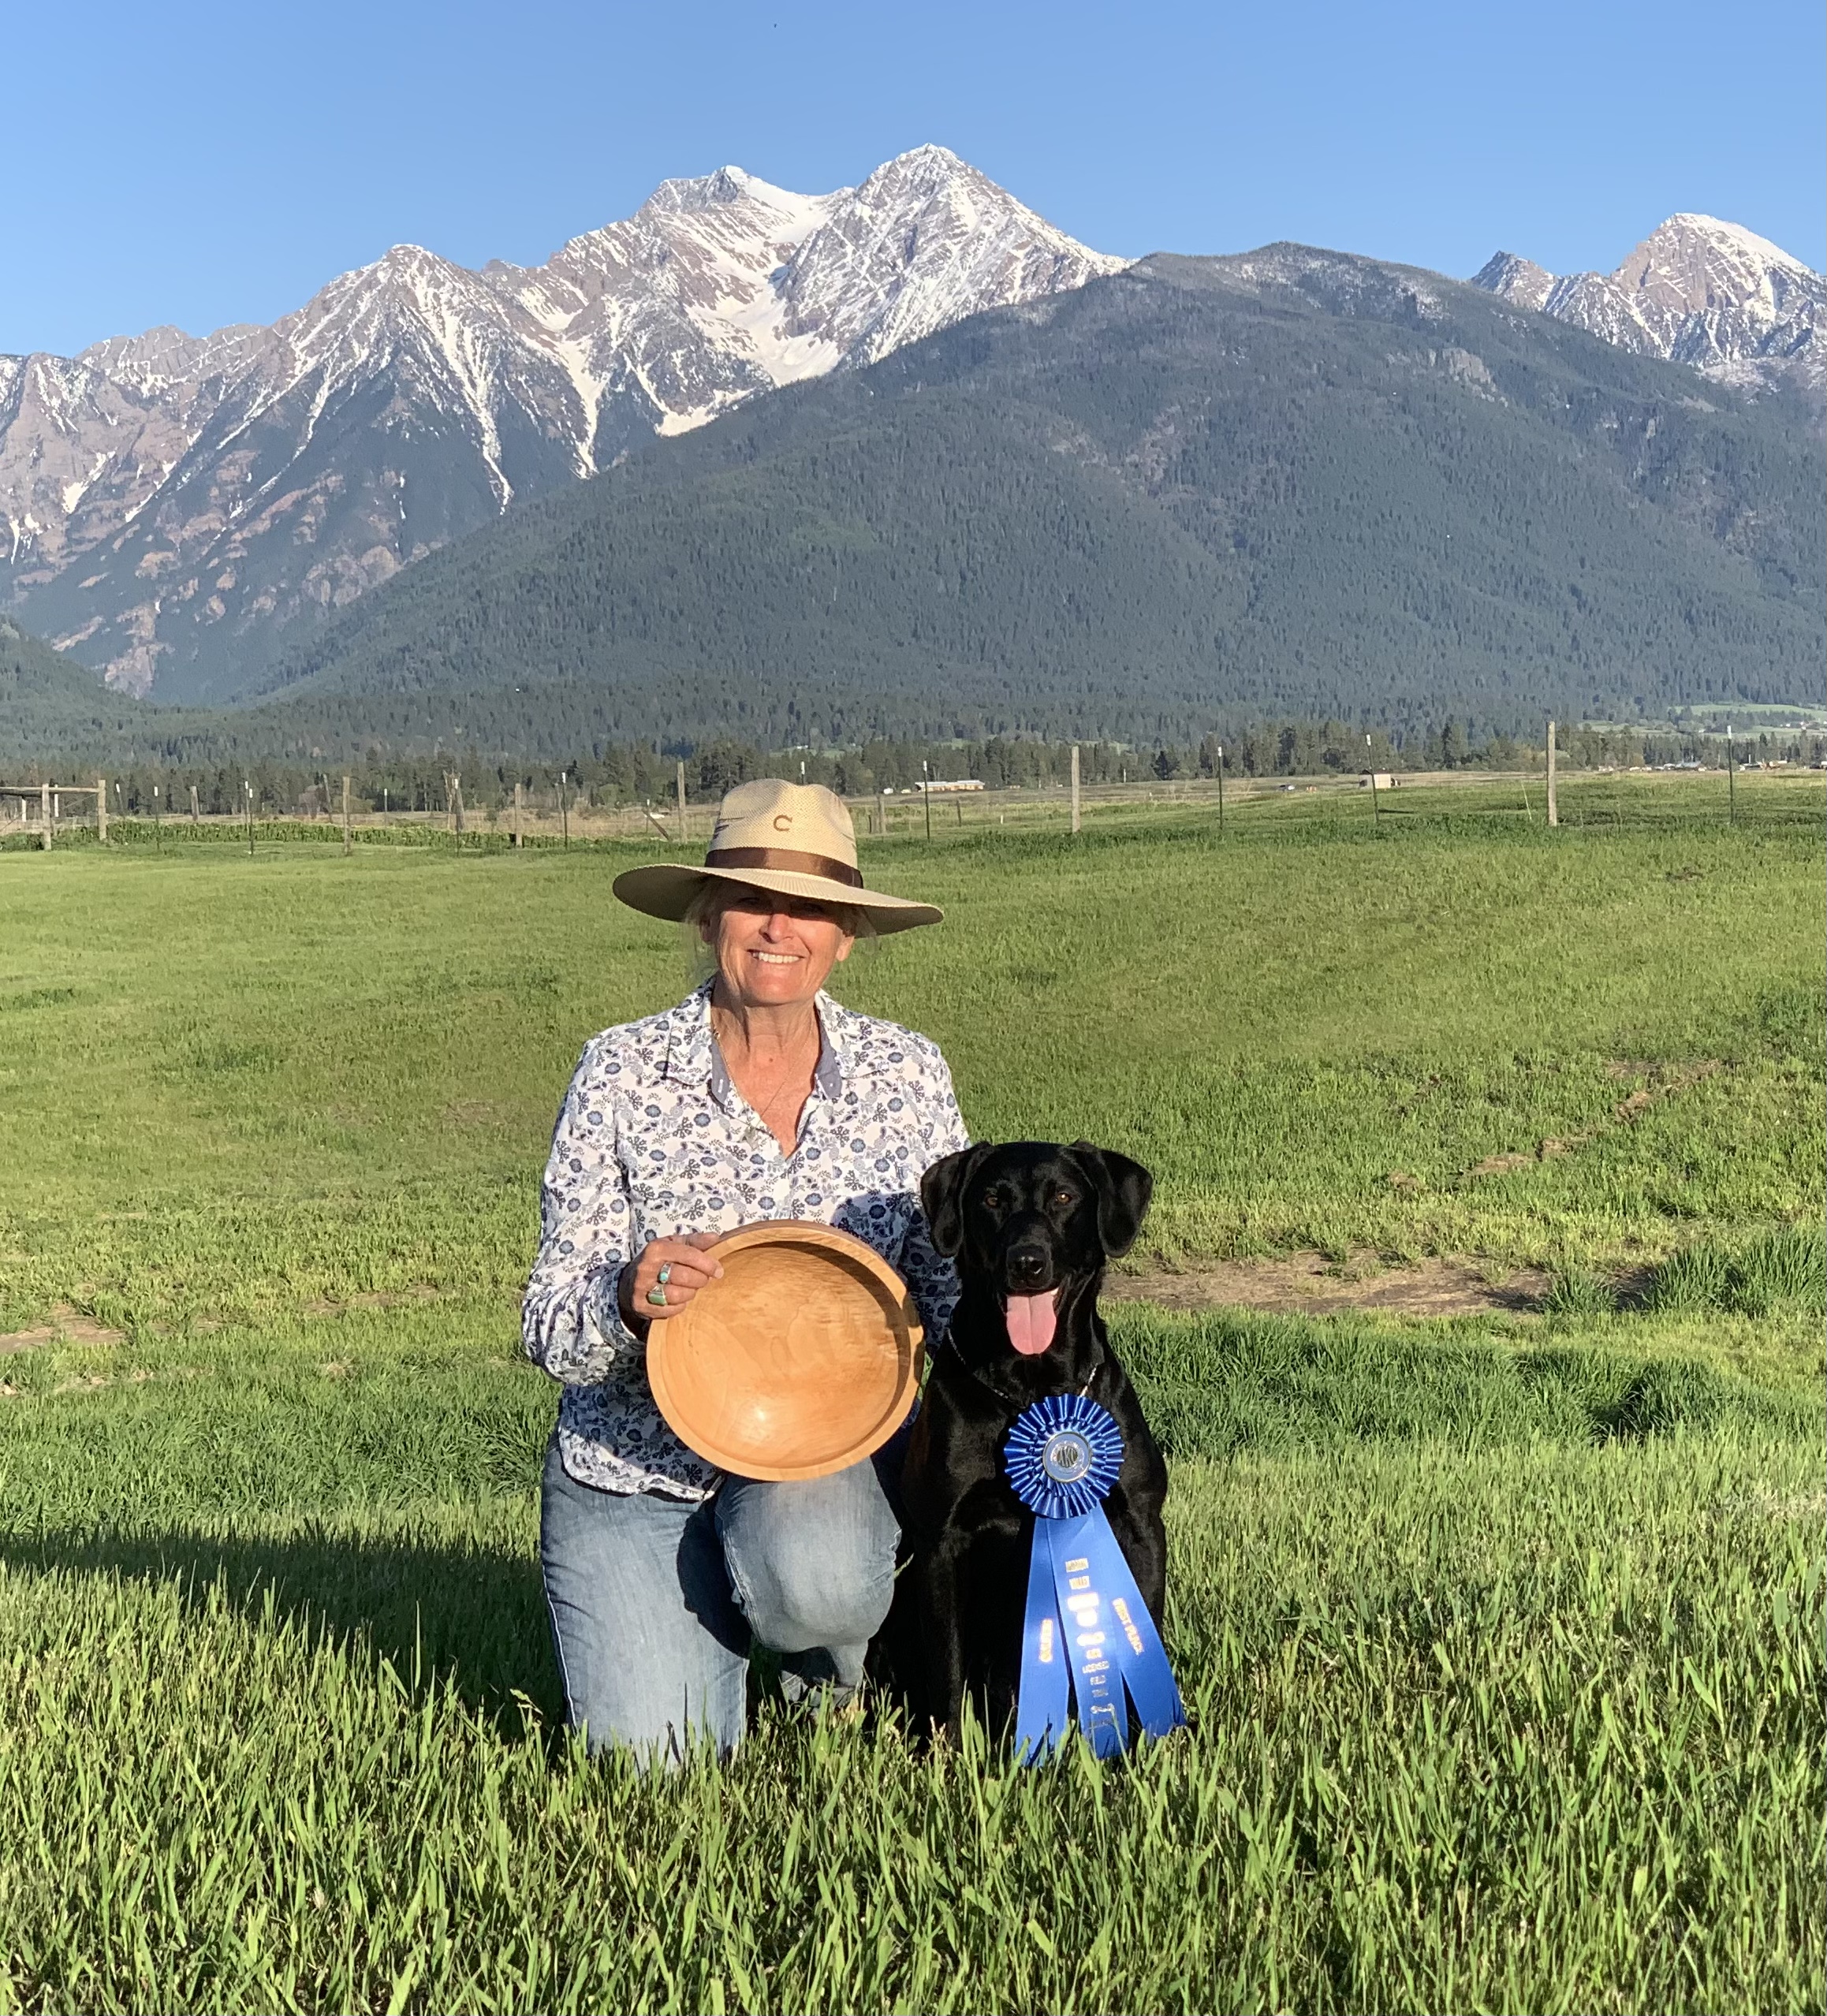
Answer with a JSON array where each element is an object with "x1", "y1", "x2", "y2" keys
[{"x1": 0, "y1": 1522, "x2": 565, "y2": 1739}]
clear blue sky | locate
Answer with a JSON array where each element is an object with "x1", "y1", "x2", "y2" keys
[{"x1": 6, "y1": 0, "x2": 1821, "y2": 357}]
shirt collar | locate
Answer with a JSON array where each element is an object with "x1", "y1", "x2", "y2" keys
[
  {"x1": 661, "y1": 981, "x2": 718, "y2": 1090},
  {"x1": 666, "y1": 981, "x2": 847, "y2": 1107}
]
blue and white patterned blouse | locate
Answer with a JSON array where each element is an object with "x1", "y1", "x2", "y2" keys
[{"x1": 523, "y1": 980, "x2": 971, "y2": 1498}]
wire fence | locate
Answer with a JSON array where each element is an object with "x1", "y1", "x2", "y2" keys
[{"x1": 2, "y1": 766, "x2": 1821, "y2": 856}]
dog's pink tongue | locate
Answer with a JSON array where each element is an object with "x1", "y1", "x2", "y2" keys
[{"x1": 1005, "y1": 1291, "x2": 1059, "y2": 1356}]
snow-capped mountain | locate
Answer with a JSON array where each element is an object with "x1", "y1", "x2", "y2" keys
[
  {"x1": 1471, "y1": 214, "x2": 1821, "y2": 397},
  {"x1": 0, "y1": 147, "x2": 1122, "y2": 700}
]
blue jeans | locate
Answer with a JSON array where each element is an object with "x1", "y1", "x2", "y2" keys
[{"x1": 539, "y1": 1437, "x2": 902, "y2": 1764}]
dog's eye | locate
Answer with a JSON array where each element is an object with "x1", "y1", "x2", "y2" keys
[
  {"x1": 982, "y1": 1187, "x2": 1007, "y2": 1209},
  {"x1": 1051, "y1": 1188, "x2": 1077, "y2": 1209}
]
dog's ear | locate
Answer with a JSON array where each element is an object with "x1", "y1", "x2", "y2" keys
[
  {"x1": 1069, "y1": 1143, "x2": 1154, "y2": 1258},
  {"x1": 921, "y1": 1143, "x2": 993, "y2": 1258}
]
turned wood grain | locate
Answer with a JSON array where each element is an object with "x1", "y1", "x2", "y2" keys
[{"x1": 648, "y1": 1221, "x2": 923, "y2": 1481}]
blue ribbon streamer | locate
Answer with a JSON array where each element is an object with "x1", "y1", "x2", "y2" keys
[{"x1": 1005, "y1": 1394, "x2": 1186, "y2": 1763}]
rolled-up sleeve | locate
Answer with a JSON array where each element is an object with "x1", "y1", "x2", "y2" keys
[
  {"x1": 897, "y1": 1049, "x2": 971, "y2": 1347},
  {"x1": 522, "y1": 1042, "x2": 643, "y2": 1384}
]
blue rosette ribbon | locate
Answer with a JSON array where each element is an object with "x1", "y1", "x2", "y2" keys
[{"x1": 1004, "y1": 1393, "x2": 1186, "y2": 1763}]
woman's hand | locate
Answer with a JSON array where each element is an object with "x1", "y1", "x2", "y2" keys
[{"x1": 619, "y1": 1232, "x2": 725, "y2": 1330}]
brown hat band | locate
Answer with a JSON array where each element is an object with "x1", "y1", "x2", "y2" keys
[{"x1": 707, "y1": 845, "x2": 864, "y2": 889}]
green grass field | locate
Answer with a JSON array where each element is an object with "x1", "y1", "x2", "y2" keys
[{"x1": 1, "y1": 775, "x2": 1821, "y2": 2012}]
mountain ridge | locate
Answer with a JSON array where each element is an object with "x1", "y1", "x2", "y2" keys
[
  {"x1": 0, "y1": 146, "x2": 1120, "y2": 703},
  {"x1": 219, "y1": 245, "x2": 1821, "y2": 750},
  {"x1": 6, "y1": 184, "x2": 1818, "y2": 743}
]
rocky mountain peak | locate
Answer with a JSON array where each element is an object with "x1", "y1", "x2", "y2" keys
[
  {"x1": 849, "y1": 142, "x2": 970, "y2": 197},
  {"x1": 1614, "y1": 213, "x2": 1814, "y2": 308},
  {"x1": 642, "y1": 164, "x2": 773, "y2": 214},
  {"x1": 1472, "y1": 212, "x2": 1821, "y2": 396},
  {"x1": 1469, "y1": 252, "x2": 1553, "y2": 314},
  {"x1": 777, "y1": 146, "x2": 1124, "y2": 363}
]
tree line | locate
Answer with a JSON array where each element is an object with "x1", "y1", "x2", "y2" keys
[{"x1": 9, "y1": 718, "x2": 1814, "y2": 821}]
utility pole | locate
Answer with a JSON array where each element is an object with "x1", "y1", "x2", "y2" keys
[
  {"x1": 244, "y1": 780, "x2": 255, "y2": 855},
  {"x1": 152, "y1": 784, "x2": 162, "y2": 853},
  {"x1": 1366, "y1": 733, "x2": 1379, "y2": 831},
  {"x1": 39, "y1": 781, "x2": 51, "y2": 851},
  {"x1": 1215, "y1": 745, "x2": 1225, "y2": 839},
  {"x1": 190, "y1": 784, "x2": 199, "y2": 825},
  {"x1": 342, "y1": 774, "x2": 353, "y2": 856},
  {"x1": 1725, "y1": 721, "x2": 1736, "y2": 823},
  {"x1": 513, "y1": 779, "x2": 524, "y2": 849},
  {"x1": 1069, "y1": 746, "x2": 1081, "y2": 834},
  {"x1": 923, "y1": 760, "x2": 933, "y2": 842},
  {"x1": 676, "y1": 760, "x2": 688, "y2": 841},
  {"x1": 1545, "y1": 720, "x2": 1558, "y2": 829},
  {"x1": 558, "y1": 771, "x2": 569, "y2": 849}
]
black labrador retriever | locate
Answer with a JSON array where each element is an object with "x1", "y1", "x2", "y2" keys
[{"x1": 881, "y1": 1139, "x2": 1169, "y2": 1741}]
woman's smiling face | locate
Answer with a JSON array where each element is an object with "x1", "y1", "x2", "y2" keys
[{"x1": 704, "y1": 889, "x2": 856, "y2": 1008}]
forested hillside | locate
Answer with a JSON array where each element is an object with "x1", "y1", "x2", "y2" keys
[
  {"x1": 233, "y1": 244, "x2": 1824, "y2": 749},
  {"x1": 0, "y1": 620, "x2": 167, "y2": 763}
]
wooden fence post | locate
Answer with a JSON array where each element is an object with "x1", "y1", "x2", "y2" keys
[
  {"x1": 513, "y1": 779, "x2": 524, "y2": 848},
  {"x1": 190, "y1": 784, "x2": 199, "y2": 825},
  {"x1": 1070, "y1": 746, "x2": 1081, "y2": 833},
  {"x1": 96, "y1": 777, "x2": 107, "y2": 844},
  {"x1": 675, "y1": 761, "x2": 688, "y2": 842},
  {"x1": 39, "y1": 781, "x2": 51, "y2": 851},
  {"x1": 1545, "y1": 720, "x2": 1558, "y2": 828},
  {"x1": 342, "y1": 775, "x2": 352, "y2": 856}
]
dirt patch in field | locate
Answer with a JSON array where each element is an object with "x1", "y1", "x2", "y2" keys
[
  {"x1": 1106, "y1": 1254, "x2": 1551, "y2": 1318},
  {"x1": 0, "y1": 1303, "x2": 128, "y2": 1355},
  {"x1": 1459, "y1": 1060, "x2": 1725, "y2": 1182}
]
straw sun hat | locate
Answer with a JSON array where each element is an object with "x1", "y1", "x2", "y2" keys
[{"x1": 612, "y1": 779, "x2": 943, "y2": 933}]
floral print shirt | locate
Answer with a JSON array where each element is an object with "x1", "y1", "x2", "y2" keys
[{"x1": 523, "y1": 982, "x2": 971, "y2": 1499}]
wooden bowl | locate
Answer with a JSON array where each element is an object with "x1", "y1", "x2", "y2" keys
[{"x1": 647, "y1": 1222, "x2": 924, "y2": 1482}]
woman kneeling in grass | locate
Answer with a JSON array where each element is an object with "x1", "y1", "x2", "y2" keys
[{"x1": 522, "y1": 780, "x2": 965, "y2": 1764}]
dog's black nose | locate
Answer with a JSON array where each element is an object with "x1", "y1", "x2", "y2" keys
[{"x1": 1007, "y1": 1244, "x2": 1050, "y2": 1287}]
